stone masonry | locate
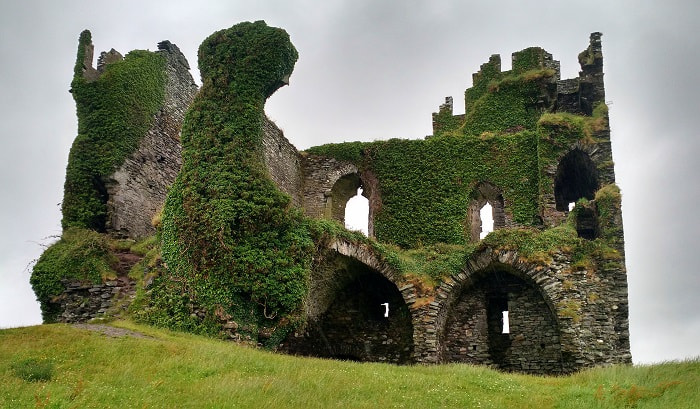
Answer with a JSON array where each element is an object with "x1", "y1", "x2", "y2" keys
[{"x1": 104, "y1": 41, "x2": 198, "y2": 239}]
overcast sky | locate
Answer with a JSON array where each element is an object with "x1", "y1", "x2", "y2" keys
[{"x1": 1, "y1": 1, "x2": 698, "y2": 365}]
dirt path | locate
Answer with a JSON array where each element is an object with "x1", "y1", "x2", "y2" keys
[{"x1": 72, "y1": 323, "x2": 154, "y2": 339}]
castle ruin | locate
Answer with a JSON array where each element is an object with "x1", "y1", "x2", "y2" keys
[{"x1": 32, "y1": 24, "x2": 630, "y2": 375}]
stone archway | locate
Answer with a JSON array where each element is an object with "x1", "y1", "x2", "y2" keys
[
  {"x1": 440, "y1": 265, "x2": 563, "y2": 373},
  {"x1": 282, "y1": 239, "x2": 415, "y2": 364},
  {"x1": 419, "y1": 248, "x2": 577, "y2": 373}
]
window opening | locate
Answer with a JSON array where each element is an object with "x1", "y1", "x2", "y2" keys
[
  {"x1": 554, "y1": 149, "x2": 599, "y2": 211},
  {"x1": 502, "y1": 310, "x2": 510, "y2": 334},
  {"x1": 568, "y1": 202, "x2": 575, "y2": 212},
  {"x1": 345, "y1": 187, "x2": 369, "y2": 235},
  {"x1": 381, "y1": 302, "x2": 389, "y2": 318},
  {"x1": 479, "y1": 202, "x2": 494, "y2": 239}
]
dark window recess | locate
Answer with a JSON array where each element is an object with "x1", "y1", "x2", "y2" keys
[
  {"x1": 575, "y1": 205, "x2": 599, "y2": 240},
  {"x1": 554, "y1": 149, "x2": 599, "y2": 211}
]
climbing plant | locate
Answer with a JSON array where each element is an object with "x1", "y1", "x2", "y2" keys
[
  {"x1": 61, "y1": 30, "x2": 166, "y2": 231},
  {"x1": 149, "y1": 21, "x2": 313, "y2": 343}
]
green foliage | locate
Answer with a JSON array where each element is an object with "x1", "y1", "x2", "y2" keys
[
  {"x1": 1, "y1": 323, "x2": 697, "y2": 408},
  {"x1": 464, "y1": 55, "x2": 502, "y2": 114},
  {"x1": 462, "y1": 69, "x2": 556, "y2": 136},
  {"x1": 11, "y1": 358, "x2": 54, "y2": 382},
  {"x1": 397, "y1": 243, "x2": 477, "y2": 286},
  {"x1": 61, "y1": 30, "x2": 166, "y2": 230},
  {"x1": 305, "y1": 141, "x2": 369, "y2": 163},
  {"x1": 538, "y1": 104, "x2": 607, "y2": 145},
  {"x1": 156, "y1": 21, "x2": 310, "y2": 341},
  {"x1": 30, "y1": 228, "x2": 116, "y2": 322},
  {"x1": 432, "y1": 105, "x2": 462, "y2": 137},
  {"x1": 595, "y1": 184, "x2": 623, "y2": 243},
  {"x1": 511, "y1": 47, "x2": 549, "y2": 74},
  {"x1": 374, "y1": 132, "x2": 540, "y2": 247},
  {"x1": 306, "y1": 128, "x2": 545, "y2": 248}
]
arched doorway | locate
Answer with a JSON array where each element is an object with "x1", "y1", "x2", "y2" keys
[
  {"x1": 283, "y1": 253, "x2": 414, "y2": 364},
  {"x1": 441, "y1": 265, "x2": 563, "y2": 374}
]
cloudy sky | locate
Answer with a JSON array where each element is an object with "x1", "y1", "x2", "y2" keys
[{"x1": 1, "y1": 1, "x2": 698, "y2": 365}]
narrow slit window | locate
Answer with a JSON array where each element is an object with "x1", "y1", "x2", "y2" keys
[{"x1": 502, "y1": 310, "x2": 510, "y2": 334}]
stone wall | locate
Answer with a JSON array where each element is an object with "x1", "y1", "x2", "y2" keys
[
  {"x1": 104, "y1": 41, "x2": 198, "y2": 239},
  {"x1": 55, "y1": 277, "x2": 135, "y2": 323},
  {"x1": 261, "y1": 115, "x2": 304, "y2": 207},
  {"x1": 301, "y1": 155, "x2": 358, "y2": 220},
  {"x1": 279, "y1": 241, "x2": 630, "y2": 372}
]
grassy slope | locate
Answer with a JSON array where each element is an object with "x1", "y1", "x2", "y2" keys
[{"x1": 1, "y1": 322, "x2": 697, "y2": 408}]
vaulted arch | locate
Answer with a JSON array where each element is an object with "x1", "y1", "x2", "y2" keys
[
  {"x1": 282, "y1": 239, "x2": 415, "y2": 363},
  {"x1": 440, "y1": 265, "x2": 563, "y2": 373}
]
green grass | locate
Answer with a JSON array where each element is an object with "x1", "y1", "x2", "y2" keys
[{"x1": 1, "y1": 322, "x2": 697, "y2": 408}]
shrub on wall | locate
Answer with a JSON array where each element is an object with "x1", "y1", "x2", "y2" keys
[{"x1": 30, "y1": 228, "x2": 116, "y2": 322}]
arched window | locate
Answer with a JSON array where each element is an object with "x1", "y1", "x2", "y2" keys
[
  {"x1": 468, "y1": 182, "x2": 505, "y2": 242},
  {"x1": 345, "y1": 187, "x2": 369, "y2": 235},
  {"x1": 326, "y1": 173, "x2": 362, "y2": 224},
  {"x1": 479, "y1": 202, "x2": 494, "y2": 239},
  {"x1": 554, "y1": 149, "x2": 599, "y2": 211}
]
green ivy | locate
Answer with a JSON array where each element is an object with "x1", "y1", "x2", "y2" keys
[
  {"x1": 461, "y1": 69, "x2": 556, "y2": 136},
  {"x1": 155, "y1": 21, "x2": 311, "y2": 341},
  {"x1": 61, "y1": 30, "x2": 166, "y2": 231}
]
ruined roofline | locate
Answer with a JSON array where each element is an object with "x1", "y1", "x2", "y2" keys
[
  {"x1": 74, "y1": 29, "x2": 190, "y2": 82},
  {"x1": 433, "y1": 32, "x2": 604, "y2": 127}
]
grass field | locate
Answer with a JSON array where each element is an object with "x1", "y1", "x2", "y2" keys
[{"x1": 1, "y1": 321, "x2": 697, "y2": 408}]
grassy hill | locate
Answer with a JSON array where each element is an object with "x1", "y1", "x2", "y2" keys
[{"x1": 1, "y1": 322, "x2": 697, "y2": 408}]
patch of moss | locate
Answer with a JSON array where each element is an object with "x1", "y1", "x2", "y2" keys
[{"x1": 30, "y1": 228, "x2": 116, "y2": 322}]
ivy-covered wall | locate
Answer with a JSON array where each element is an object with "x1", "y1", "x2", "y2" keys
[
  {"x1": 62, "y1": 30, "x2": 166, "y2": 231},
  {"x1": 150, "y1": 21, "x2": 313, "y2": 345},
  {"x1": 307, "y1": 33, "x2": 612, "y2": 249}
]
